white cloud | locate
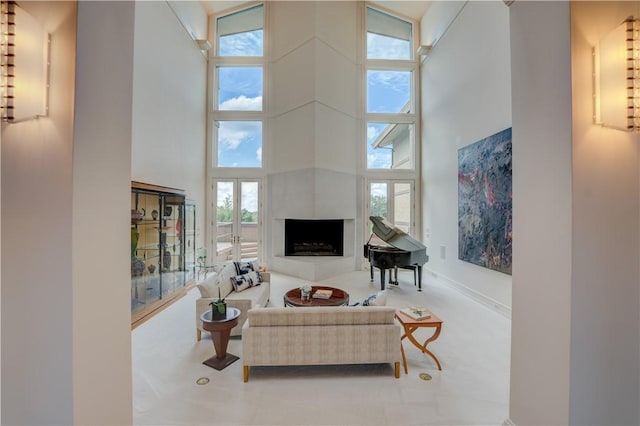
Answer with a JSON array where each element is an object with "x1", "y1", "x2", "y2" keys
[
  {"x1": 219, "y1": 95, "x2": 262, "y2": 111},
  {"x1": 220, "y1": 31, "x2": 263, "y2": 57},
  {"x1": 219, "y1": 121, "x2": 261, "y2": 150},
  {"x1": 367, "y1": 125, "x2": 378, "y2": 140},
  {"x1": 216, "y1": 182, "x2": 233, "y2": 207},
  {"x1": 367, "y1": 34, "x2": 410, "y2": 60},
  {"x1": 241, "y1": 183, "x2": 259, "y2": 212},
  {"x1": 256, "y1": 146, "x2": 262, "y2": 162}
]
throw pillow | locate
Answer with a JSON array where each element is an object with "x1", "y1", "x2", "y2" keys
[
  {"x1": 196, "y1": 272, "x2": 219, "y2": 298},
  {"x1": 233, "y1": 260, "x2": 259, "y2": 275},
  {"x1": 362, "y1": 290, "x2": 387, "y2": 306},
  {"x1": 230, "y1": 270, "x2": 263, "y2": 292},
  {"x1": 217, "y1": 263, "x2": 238, "y2": 297}
]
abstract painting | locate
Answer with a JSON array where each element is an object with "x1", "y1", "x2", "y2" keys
[{"x1": 458, "y1": 128, "x2": 512, "y2": 275}]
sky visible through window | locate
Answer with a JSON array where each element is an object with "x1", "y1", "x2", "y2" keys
[{"x1": 217, "y1": 17, "x2": 411, "y2": 170}]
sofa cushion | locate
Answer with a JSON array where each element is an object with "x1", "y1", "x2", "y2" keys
[
  {"x1": 196, "y1": 272, "x2": 219, "y2": 298},
  {"x1": 362, "y1": 290, "x2": 387, "y2": 306},
  {"x1": 230, "y1": 270, "x2": 263, "y2": 292}
]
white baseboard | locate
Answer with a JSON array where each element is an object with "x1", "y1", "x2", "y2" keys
[
  {"x1": 503, "y1": 418, "x2": 515, "y2": 426},
  {"x1": 425, "y1": 268, "x2": 512, "y2": 319}
]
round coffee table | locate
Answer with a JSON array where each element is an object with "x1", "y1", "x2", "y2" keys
[
  {"x1": 283, "y1": 286, "x2": 349, "y2": 307},
  {"x1": 200, "y1": 307, "x2": 241, "y2": 370}
]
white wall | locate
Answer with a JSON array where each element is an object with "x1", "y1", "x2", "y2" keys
[
  {"x1": 1, "y1": 2, "x2": 77, "y2": 424},
  {"x1": 509, "y1": 1, "x2": 573, "y2": 424},
  {"x1": 420, "y1": 1, "x2": 512, "y2": 310},
  {"x1": 569, "y1": 2, "x2": 640, "y2": 424},
  {"x1": 131, "y1": 0, "x2": 207, "y2": 240},
  {"x1": 73, "y1": 2, "x2": 135, "y2": 424}
]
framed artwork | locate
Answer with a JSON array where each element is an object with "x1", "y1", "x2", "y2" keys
[{"x1": 458, "y1": 127, "x2": 512, "y2": 275}]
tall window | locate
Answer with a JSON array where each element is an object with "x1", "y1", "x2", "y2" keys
[
  {"x1": 364, "y1": 7, "x2": 419, "y2": 240},
  {"x1": 365, "y1": 6, "x2": 417, "y2": 170},
  {"x1": 212, "y1": 4, "x2": 265, "y2": 168}
]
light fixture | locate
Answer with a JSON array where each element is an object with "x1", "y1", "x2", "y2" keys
[
  {"x1": 417, "y1": 45, "x2": 432, "y2": 57},
  {"x1": 593, "y1": 17, "x2": 640, "y2": 131},
  {"x1": 1, "y1": 0, "x2": 50, "y2": 123},
  {"x1": 1, "y1": 0, "x2": 15, "y2": 121}
]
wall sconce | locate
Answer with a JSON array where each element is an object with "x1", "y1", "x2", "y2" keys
[
  {"x1": 593, "y1": 17, "x2": 640, "y2": 131},
  {"x1": 1, "y1": 0, "x2": 50, "y2": 123}
]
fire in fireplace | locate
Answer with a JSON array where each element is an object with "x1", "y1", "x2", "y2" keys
[{"x1": 284, "y1": 219, "x2": 344, "y2": 256}]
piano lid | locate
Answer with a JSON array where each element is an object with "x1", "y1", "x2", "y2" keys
[{"x1": 369, "y1": 216, "x2": 426, "y2": 253}]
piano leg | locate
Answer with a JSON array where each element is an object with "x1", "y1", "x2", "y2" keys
[
  {"x1": 370, "y1": 264, "x2": 374, "y2": 282},
  {"x1": 379, "y1": 269, "x2": 386, "y2": 291},
  {"x1": 389, "y1": 266, "x2": 399, "y2": 285},
  {"x1": 417, "y1": 265, "x2": 423, "y2": 291}
]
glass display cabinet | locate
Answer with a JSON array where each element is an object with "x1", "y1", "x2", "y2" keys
[{"x1": 131, "y1": 182, "x2": 195, "y2": 326}]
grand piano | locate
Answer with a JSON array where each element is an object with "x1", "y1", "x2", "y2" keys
[{"x1": 364, "y1": 216, "x2": 428, "y2": 291}]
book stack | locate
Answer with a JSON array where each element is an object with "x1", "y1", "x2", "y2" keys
[
  {"x1": 312, "y1": 289, "x2": 333, "y2": 299},
  {"x1": 400, "y1": 307, "x2": 431, "y2": 320}
]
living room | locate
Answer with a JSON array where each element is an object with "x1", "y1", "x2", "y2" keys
[{"x1": 2, "y1": 1, "x2": 640, "y2": 426}]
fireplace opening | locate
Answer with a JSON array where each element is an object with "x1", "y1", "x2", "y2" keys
[{"x1": 285, "y1": 219, "x2": 344, "y2": 256}]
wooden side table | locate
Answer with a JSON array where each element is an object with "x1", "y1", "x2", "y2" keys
[
  {"x1": 200, "y1": 307, "x2": 241, "y2": 370},
  {"x1": 394, "y1": 308, "x2": 443, "y2": 373}
]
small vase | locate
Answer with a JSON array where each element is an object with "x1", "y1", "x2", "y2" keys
[{"x1": 301, "y1": 290, "x2": 311, "y2": 301}]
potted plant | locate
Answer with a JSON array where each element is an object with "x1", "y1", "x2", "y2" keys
[{"x1": 209, "y1": 287, "x2": 227, "y2": 320}]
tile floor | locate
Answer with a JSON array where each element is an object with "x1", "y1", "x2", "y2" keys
[{"x1": 132, "y1": 269, "x2": 511, "y2": 425}]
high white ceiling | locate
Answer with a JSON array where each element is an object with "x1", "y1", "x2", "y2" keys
[{"x1": 200, "y1": 1, "x2": 430, "y2": 21}]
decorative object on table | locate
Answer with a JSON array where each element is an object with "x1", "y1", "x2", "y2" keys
[
  {"x1": 400, "y1": 306, "x2": 431, "y2": 320},
  {"x1": 300, "y1": 283, "x2": 312, "y2": 301},
  {"x1": 147, "y1": 264, "x2": 156, "y2": 274},
  {"x1": 313, "y1": 288, "x2": 333, "y2": 299},
  {"x1": 210, "y1": 288, "x2": 227, "y2": 321},
  {"x1": 151, "y1": 209, "x2": 158, "y2": 220},
  {"x1": 458, "y1": 127, "x2": 512, "y2": 275}
]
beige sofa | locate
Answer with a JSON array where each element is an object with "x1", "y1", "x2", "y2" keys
[
  {"x1": 195, "y1": 270, "x2": 270, "y2": 339},
  {"x1": 241, "y1": 305, "x2": 401, "y2": 382}
]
